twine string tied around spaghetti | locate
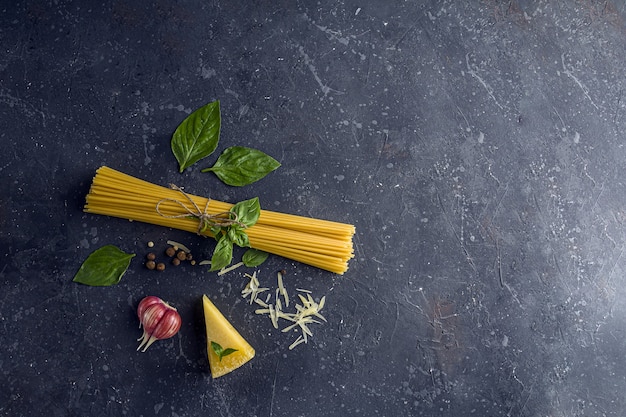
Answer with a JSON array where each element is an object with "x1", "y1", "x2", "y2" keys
[{"x1": 155, "y1": 184, "x2": 245, "y2": 235}]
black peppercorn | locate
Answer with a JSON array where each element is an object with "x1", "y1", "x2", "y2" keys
[
  {"x1": 165, "y1": 247, "x2": 176, "y2": 257},
  {"x1": 172, "y1": 258, "x2": 181, "y2": 266},
  {"x1": 146, "y1": 252, "x2": 156, "y2": 261}
]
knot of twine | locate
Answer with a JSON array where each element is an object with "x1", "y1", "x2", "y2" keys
[{"x1": 155, "y1": 184, "x2": 245, "y2": 235}]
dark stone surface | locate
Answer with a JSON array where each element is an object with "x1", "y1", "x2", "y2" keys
[{"x1": 2, "y1": 1, "x2": 626, "y2": 416}]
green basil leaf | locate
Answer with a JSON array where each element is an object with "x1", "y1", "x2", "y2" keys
[
  {"x1": 210, "y1": 236, "x2": 233, "y2": 271},
  {"x1": 210, "y1": 341, "x2": 223, "y2": 356},
  {"x1": 73, "y1": 245, "x2": 135, "y2": 286},
  {"x1": 211, "y1": 341, "x2": 238, "y2": 362},
  {"x1": 228, "y1": 226, "x2": 250, "y2": 248},
  {"x1": 242, "y1": 249, "x2": 269, "y2": 267},
  {"x1": 201, "y1": 146, "x2": 280, "y2": 186},
  {"x1": 219, "y1": 348, "x2": 238, "y2": 360},
  {"x1": 171, "y1": 100, "x2": 221, "y2": 173},
  {"x1": 210, "y1": 225, "x2": 223, "y2": 240},
  {"x1": 230, "y1": 197, "x2": 261, "y2": 228}
]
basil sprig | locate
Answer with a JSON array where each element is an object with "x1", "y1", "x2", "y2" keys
[
  {"x1": 73, "y1": 245, "x2": 135, "y2": 286},
  {"x1": 210, "y1": 341, "x2": 238, "y2": 362},
  {"x1": 209, "y1": 197, "x2": 261, "y2": 271},
  {"x1": 202, "y1": 146, "x2": 281, "y2": 186},
  {"x1": 171, "y1": 100, "x2": 221, "y2": 173}
]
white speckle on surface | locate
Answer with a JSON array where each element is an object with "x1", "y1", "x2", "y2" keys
[
  {"x1": 334, "y1": 174, "x2": 345, "y2": 181},
  {"x1": 477, "y1": 131, "x2": 484, "y2": 143},
  {"x1": 200, "y1": 65, "x2": 216, "y2": 79},
  {"x1": 386, "y1": 163, "x2": 393, "y2": 169},
  {"x1": 502, "y1": 335, "x2": 509, "y2": 347}
]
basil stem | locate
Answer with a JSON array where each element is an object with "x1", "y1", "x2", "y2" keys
[
  {"x1": 73, "y1": 245, "x2": 135, "y2": 286},
  {"x1": 171, "y1": 100, "x2": 221, "y2": 173},
  {"x1": 202, "y1": 146, "x2": 280, "y2": 186}
]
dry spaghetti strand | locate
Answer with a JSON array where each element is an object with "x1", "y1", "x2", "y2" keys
[{"x1": 84, "y1": 166, "x2": 355, "y2": 274}]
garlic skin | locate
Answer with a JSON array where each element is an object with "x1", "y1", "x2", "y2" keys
[{"x1": 136, "y1": 296, "x2": 182, "y2": 352}]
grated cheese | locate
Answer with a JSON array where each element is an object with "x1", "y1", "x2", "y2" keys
[
  {"x1": 166, "y1": 240, "x2": 191, "y2": 253},
  {"x1": 254, "y1": 298, "x2": 269, "y2": 308},
  {"x1": 242, "y1": 272, "x2": 269, "y2": 305},
  {"x1": 217, "y1": 261, "x2": 244, "y2": 276},
  {"x1": 242, "y1": 270, "x2": 327, "y2": 350},
  {"x1": 277, "y1": 271, "x2": 289, "y2": 307},
  {"x1": 288, "y1": 335, "x2": 305, "y2": 350}
]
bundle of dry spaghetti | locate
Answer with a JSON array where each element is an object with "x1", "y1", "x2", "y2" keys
[{"x1": 84, "y1": 166, "x2": 355, "y2": 274}]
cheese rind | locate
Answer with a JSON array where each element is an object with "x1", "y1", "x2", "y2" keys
[{"x1": 202, "y1": 294, "x2": 255, "y2": 378}]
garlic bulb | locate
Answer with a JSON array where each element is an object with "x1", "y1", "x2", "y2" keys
[{"x1": 136, "y1": 296, "x2": 182, "y2": 352}]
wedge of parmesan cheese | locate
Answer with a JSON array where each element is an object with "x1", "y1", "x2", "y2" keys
[{"x1": 202, "y1": 294, "x2": 255, "y2": 378}]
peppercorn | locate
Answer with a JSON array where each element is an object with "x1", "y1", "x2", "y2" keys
[
  {"x1": 146, "y1": 252, "x2": 156, "y2": 261},
  {"x1": 280, "y1": 269, "x2": 287, "y2": 275},
  {"x1": 186, "y1": 253, "x2": 193, "y2": 261},
  {"x1": 146, "y1": 260, "x2": 156, "y2": 270},
  {"x1": 165, "y1": 246, "x2": 176, "y2": 257},
  {"x1": 172, "y1": 258, "x2": 181, "y2": 266},
  {"x1": 176, "y1": 250, "x2": 187, "y2": 261},
  {"x1": 156, "y1": 262, "x2": 166, "y2": 271}
]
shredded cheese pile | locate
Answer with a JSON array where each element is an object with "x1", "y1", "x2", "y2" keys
[{"x1": 241, "y1": 271, "x2": 327, "y2": 350}]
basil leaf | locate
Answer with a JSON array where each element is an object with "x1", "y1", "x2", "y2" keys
[
  {"x1": 211, "y1": 341, "x2": 238, "y2": 362},
  {"x1": 242, "y1": 249, "x2": 269, "y2": 267},
  {"x1": 230, "y1": 197, "x2": 261, "y2": 228},
  {"x1": 202, "y1": 146, "x2": 280, "y2": 186},
  {"x1": 210, "y1": 236, "x2": 233, "y2": 271},
  {"x1": 73, "y1": 245, "x2": 135, "y2": 286},
  {"x1": 228, "y1": 226, "x2": 250, "y2": 248},
  {"x1": 171, "y1": 100, "x2": 221, "y2": 173}
]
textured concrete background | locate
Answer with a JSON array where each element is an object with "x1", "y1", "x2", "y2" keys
[{"x1": 2, "y1": 1, "x2": 626, "y2": 416}]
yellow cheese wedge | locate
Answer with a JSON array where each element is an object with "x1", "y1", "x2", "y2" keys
[{"x1": 202, "y1": 294, "x2": 255, "y2": 378}]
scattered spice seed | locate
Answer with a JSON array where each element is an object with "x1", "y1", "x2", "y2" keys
[
  {"x1": 186, "y1": 253, "x2": 193, "y2": 261},
  {"x1": 146, "y1": 253, "x2": 156, "y2": 261},
  {"x1": 176, "y1": 250, "x2": 187, "y2": 261},
  {"x1": 145, "y1": 260, "x2": 156, "y2": 270},
  {"x1": 147, "y1": 241, "x2": 155, "y2": 248},
  {"x1": 156, "y1": 262, "x2": 166, "y2": 271},
  {"x1": 172, "y1": 258, "x2": 181, "y2": 266},
  {"x1": 165, "y1": 247, "x2": 176, "y2": 257}
]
